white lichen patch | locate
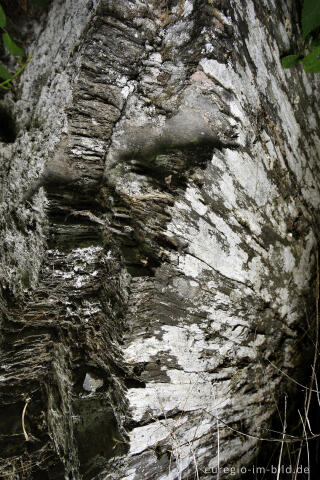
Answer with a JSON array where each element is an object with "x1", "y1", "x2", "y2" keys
[
  {"x1": 182, "y1": 0, "x2": 193, "y2": 17},
  {"x1": 125, "y1": 323, "x2": 220, "y2": 374},
  {"x1": 174, "y1": 252, "x2": 206, "y2": 278},
  {"x1": 168, "y1": 211, "x2": 249, "y2": 284},
  {"x1": 224, "y1": 148, "x2": 277, "y2": 207},
  {"x1": 219, "y1": 173, "x2": 237, "y2": 207},
  {"x1": 200, "y1": 59, "x2": 234, "y2": 91},
  {"x1": 129, "y1": 418, "x2": 183, "y2": 455},
  {"x1": 185, "y1": 186, "x2": 208, "y2": 216},
  {"x1": 282, "y1": 246, "x2": 296, "y2": 273},
  {"x1": 293, "y1": 230, "x2": 315, "y2": 290},
  {"x1": 127, "y1": 380, "x2": 230, "y2": 423}
]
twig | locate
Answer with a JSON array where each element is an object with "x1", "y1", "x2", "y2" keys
[
  {"x1": 205, "y1": 409, "x2": 320, "y2": 443},
  {"x1": 22, "y1": 397, "x2": 31, "y2": 441},
  {"x1": 296, "y1": 410, "x2": 310, "y2": 480},
  {"x1": 294, "y1": 249, "x2": 320, "y2": 478},
  {"x1": 267, "y1": 360, "x2": 320, "y2": 394},
  {"x1": 276, "y1": 395, "x2": 286, "y2": 480},
  {"x1": 312, "y1": 364, "x2": 320, "y2": 407}
]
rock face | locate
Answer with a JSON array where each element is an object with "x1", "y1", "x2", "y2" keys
[{"x1": 0, "y1": 0, "x2": 319, "y2": 479}]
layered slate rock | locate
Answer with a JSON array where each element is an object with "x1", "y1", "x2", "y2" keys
[{"x1": 0, "y1": 0, "x2": 319, "y2": 479}]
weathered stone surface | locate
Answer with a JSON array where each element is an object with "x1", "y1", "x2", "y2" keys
[{"x1": 0, "y1": 0, "x2": 319, "y2": 479}]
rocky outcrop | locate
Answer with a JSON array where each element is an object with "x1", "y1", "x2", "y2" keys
[{"x1": 0, "y1": 1, "x2": 319, "y2": 478}]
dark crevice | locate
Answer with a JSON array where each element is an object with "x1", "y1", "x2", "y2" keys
[
  {"x1": 124, "y1": 378, "x2": 146, "y2": 389},
  {"x1": 0, "y1": 105, "x2": 17, "y2": 143}
]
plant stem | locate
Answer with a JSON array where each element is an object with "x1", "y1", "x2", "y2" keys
[{"x1": 0, "y1": 53, "x2": 32, "y2": 90}]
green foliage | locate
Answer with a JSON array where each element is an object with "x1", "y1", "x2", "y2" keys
[
  {"x1": 281, "y1": 0, "x2": 320, "y2": 74},
  {"x1": 301, "y1": 45, "x2": 320, "y2": 72},
  {"x1": 0, "y1": 63, "x2": 10, "y2": 80},
  {"x1": 302, "y1": 0, "x2": 320, "y2": 39},
  {"x1": 0, "y1": 0, "x2": 48, "y2": 90},
  {"x1": 0, "y1": 2, "x2": 40, "y2": 90},
  {"x1": 281, "y1": 54, "x2": 300, "y2": 69},
  {"x1": 2, "y1": 32, "x2": 25, "y2": 57},
  {"x1": 0, "y1": 4, "x2": 6, "y2": 28}
]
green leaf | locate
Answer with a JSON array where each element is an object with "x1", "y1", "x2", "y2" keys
[
  {"x1": 0, "y1": 4, "x2": 6, "y2": 28},
  {"x1": 29, "y1": 0, "x2": 47, "y2": 6},
  {"x1": 301, "y1": 45, "x2": 320, "y2": 72},
  {"x1": 302, "y1": 0, "x2": 320, "y2": 39},
  {"x1": 0, "y1": 64, "x2": 10, "y2": 80},
  {"x1": 2, "y1": 33, "x2": 25, "y2": 57},
  {"x1": 281, "y1": 54, "x2": 300, "y2": 68}
]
